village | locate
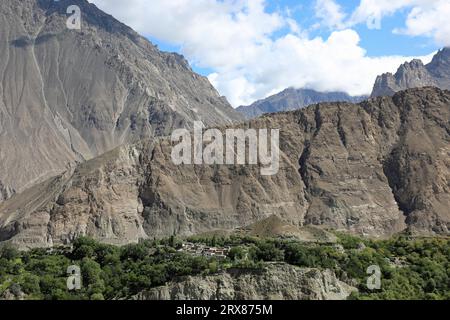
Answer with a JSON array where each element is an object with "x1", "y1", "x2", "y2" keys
[{"x1": 177, "y1": 242, "x2": 231, "y2": 260}]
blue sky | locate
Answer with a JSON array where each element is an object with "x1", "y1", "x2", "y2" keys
[{"x1": 91, "y1": 0, "x2": 449, "y2": 106}]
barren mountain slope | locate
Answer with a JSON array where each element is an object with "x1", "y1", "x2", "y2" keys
[
  {"x1": 0, "y1": 0, "x2": 242, "y2": 201},
  {"x1": 0, "y1": 88, "x2": 448, "y2": 248}
]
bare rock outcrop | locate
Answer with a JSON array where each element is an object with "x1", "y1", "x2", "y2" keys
[
  {"x1": 1, "y1": 88, "x2": 448, "y2": 248},
  {"x1": 134, "y1": 263, "x2": 357, "y2": 300}
]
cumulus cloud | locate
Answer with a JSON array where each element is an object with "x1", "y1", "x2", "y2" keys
[
  {"x1": 314, "y1": 0, "x2": 347, "y2": 29},
  {"x1": 349, "y1": 0, "x2": 413, "y2": 29},
  {"x1": 348, "y1": 0, "x2": 450, "y2": 46},
  {"x1": 89, "y1": 0, "x2": 440, "y2": 107},
  {"x1": 91, "y1": 0, "x2": 284, "y2": 70},
  {"x1": 210, "y1": 30, "x2": 434, "y2": 105},
  {"x1": 396, "y1": 0, "x2": 450, "y2": 46}
]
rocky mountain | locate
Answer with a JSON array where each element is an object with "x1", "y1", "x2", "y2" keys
[
  {"x1": 237, "y1": 88, "x2": 367, "y2": 119},
  {"x1": 134, "y1": 263, "x2": 356, "y2": 300},
  {"x1": 0, "y1": 87, "x2": 448, "y2": 249},
  {"x1": 0, "y1": 0, "x2": 242, "y2": 202},
  {"x1": 372, "y1": 48, "x2": 450, "y2": 97}
]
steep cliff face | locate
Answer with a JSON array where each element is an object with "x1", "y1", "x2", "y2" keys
[
  {"x1": 427, "y1": 48, "x2": 450, "y2": 89},
  {"x1": 134, "y1": 263, "x2": 356, "y2": 300},
  {"x1": 237, "y1": 88, "x2": 367, "y2": 119},
  {"x1": 0, "y1": 88, "x2": 448, "y2": 248},
  {"x1": 372, "y1": 49, "x2": 450, "y2": 97},
  {"x1": 379, "y1": 91, "x2": 450, "y2": 234},
  {"x1": 0, "y1": 0, "x2": 242, "y2": 201}
]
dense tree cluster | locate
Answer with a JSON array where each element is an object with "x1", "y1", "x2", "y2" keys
[
  {"x1": 0, "y1": 238, "x2": 214, "y2": 300},
  {"x1": 0, "y1": 234, "x2": 448, "y2": 300}
]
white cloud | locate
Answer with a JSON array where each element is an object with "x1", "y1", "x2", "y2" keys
[
  {"x1": 349, "y1": 0, "x2": 413, "y2": 29},
  {"x1": 91, "y1": 0, "x2": 284, "y2": 70},
  {"x1": 89, "y1": 0, "x2": 440, "y2": 107},
  {"x1": 348, "y1": 0, "x2": 450, "y2": 46},
  {"x1": 315, "y1": 0, "x2": 347, "y2": 29},
  {"x1": 397, "y1": 0, "x2": 450, "y2": 46},
  {"x1": 210, "y1": 30, "x2": 434, "y2": 105}
]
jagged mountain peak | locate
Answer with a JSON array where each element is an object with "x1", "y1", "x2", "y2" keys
[
  {"x1": 372, "y1": 48, "x2": 450, "y2": 97},
  {"x1": 400, "y1": 59, "x2": 425, "y2": 69},
  {"x1": 427, "y1": 47, "x2": 450, "y2": 82},
  {"x1": 432, "y1": 47, "x2": 450, "y2": 61}
]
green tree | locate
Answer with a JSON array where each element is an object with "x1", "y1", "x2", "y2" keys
[
  {"x1": 72, "y1": 237, "x2": 98, "y2": 260},
  {"x1": 0, "y1": 245, "x2": 19, "y2": 260}
]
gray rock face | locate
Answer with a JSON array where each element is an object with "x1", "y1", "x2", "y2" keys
[
  {"x1": 0, "y1": 0, "x2": 242, "y2": 201},
  {"x1": 134, "y1": 263, "x2": 356, "y2": 300},
  {"x1": 0, "y1": 181, "x2": 14, "y2": 202},
  {"x1": 427, "y1": 48, "x2": 450, "y2": 89},
  {"x1": 372, "y1": 48, "x2": 450, "y2": 97},
  {"x1": 1, "y1": 87, "x2": 448, "y2": 249},
  {"x1": 237, "y1": 88, "x2": 367, "y2": 119}
]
